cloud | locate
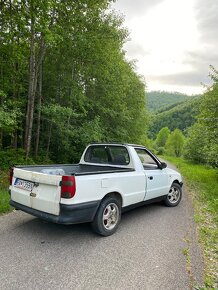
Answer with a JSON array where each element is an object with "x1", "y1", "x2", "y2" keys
[
  {"x1": 185, "y1": 0, "x2": 218, "y2": 71},
  {"x1": 112, "y1": 0, "x2": 218, "y2": 94},
  {"x1": 123, "y1": 42, "x2": 151, "y2": 59},
  {"x1": 113, "y1": 0, "x2": 164, "y2": 19},
  {"x1": 195, "y1": 0, "x2": 218, "y2": 43},
  {"x1": 184, "y1": 51, "x2": 218, "y2": 67},
  {"x1": 150, "y1": 70, "x2": 211, "y2": 87}
]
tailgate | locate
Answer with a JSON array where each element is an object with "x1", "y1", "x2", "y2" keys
[{"x1": 10, "y1": 168, "x2": 62, "y2": 215}]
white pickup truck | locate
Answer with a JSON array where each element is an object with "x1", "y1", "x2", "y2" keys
[{"x1": 9, "y1": 143, "x2": 183, "y2": 236}]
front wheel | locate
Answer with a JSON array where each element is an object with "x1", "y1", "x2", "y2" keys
[
  {"x1": 91, "y1": 197, "x2": 121, "y2": 236},
  {"x1": 164, "y1": 182, "x2": 182, "y2": 207}
]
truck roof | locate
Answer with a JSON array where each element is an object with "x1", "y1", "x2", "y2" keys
[{"x1": 89, "y1": 142, "x2": 145, "y2": 148}]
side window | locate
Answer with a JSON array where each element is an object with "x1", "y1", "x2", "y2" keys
[
  {"x1": 109, "y1": 146, "x2": 130, "y2": 165},
  {"x1": 84, "y1": 146, "x2": 108, "y2": 163},
  {"x1": 135, "y1": 148, "x2": 159, "y2": 170}
]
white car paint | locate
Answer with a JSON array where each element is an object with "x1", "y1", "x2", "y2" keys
[{"x1": 9, "y1": 144, "x2": 182, "y2": 218}]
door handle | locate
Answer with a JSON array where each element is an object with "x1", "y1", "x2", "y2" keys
[{"x1": 148, "y1": 176, "x2": 153, "y2": 180}]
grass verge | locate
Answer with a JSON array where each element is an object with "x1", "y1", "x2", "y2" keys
[
  {"x1": 0, "y1": 188, "x2": 11, "y2": 214},
  {"x1": 162, "y1": 156, "x2": 218, "y2": 289},
  {"x1": 0, "y1": 170, "x2": 12, "y2": 214}
]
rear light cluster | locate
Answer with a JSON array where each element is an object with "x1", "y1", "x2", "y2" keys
[
  {"x1": 10, "y1": 167, "x2": 14, "y2": 185},
  {"x1": 61, "y1": 175, "x2": 76, "y2": 199}
]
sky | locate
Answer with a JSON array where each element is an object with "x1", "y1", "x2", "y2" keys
[{"x1": 112, "y1": 0, "x2": 218, "y2": 95}]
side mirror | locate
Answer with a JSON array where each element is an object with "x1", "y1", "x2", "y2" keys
[{"x1": 160, "y1": 162, "x2": 167, "y2": 169}]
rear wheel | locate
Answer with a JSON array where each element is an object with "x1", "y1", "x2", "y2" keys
[
  {"x1": 91, "y1": 196, "x2": 121, "y2": 236},
  {"x1": 164, "y1": 182, "x2": 182, "y2": 207}
]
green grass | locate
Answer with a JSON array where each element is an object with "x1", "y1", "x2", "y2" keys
[
  {"x1": 0, "y1": 170, "x2": 12, "y2": 214},
  {"x1": 0, "y1": 188, "x2": 11, "y2": 213},
  {"x1": 162, "y1": 156, "x2": 218, "y2": 288}
]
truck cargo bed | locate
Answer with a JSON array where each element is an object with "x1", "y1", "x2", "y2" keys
[{"x1": 15, "y1": 164, "x2": 134, "y2": 176}]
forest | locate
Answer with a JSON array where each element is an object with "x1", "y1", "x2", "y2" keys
[
  {"x1": 0, "y1": 0, "x2": 217, "y2": 169},
  {"x1": 147, "y1": 91, "x2": 192, "y2": 112},
  {"x1": 0, "y1": 0, "x2": 147, "y2": 166},
  {"x1": 148, "y1": 96, "x2": 200, "y2": 137}
]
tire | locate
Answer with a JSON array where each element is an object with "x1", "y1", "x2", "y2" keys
[
  {"x1": 91, "y1": 196, "x2": 121, "y2": 236},
  {"x1": 164, "y1": 182, "x2": 182, "y2": 207}
]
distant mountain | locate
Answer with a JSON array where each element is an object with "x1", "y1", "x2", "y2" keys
[
  {"x1": 147, "y1": 91, "x2": 192, "y2": 112},
  {"x1": 148, "y1": 96, "x2": 201, "y2": 138}
]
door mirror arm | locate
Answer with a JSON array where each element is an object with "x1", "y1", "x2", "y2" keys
[{"x1": 159, "y1": 162, "x2": 167, "y2": 169}]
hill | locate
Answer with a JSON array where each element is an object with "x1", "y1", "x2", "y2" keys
[
  {"x1": 148, "y1": 96, "x2": 201, "y2": 137},
  {"x1": 147, "y1": 91, "x2": 192, "y2": 112}
]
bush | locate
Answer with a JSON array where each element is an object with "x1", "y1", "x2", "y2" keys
[
  {"x1": 155, "y1": 146, "x2": 165, "y2": 155},
  {"x1": 0, "y1": 149, "x2": 35, "y2": 170}
]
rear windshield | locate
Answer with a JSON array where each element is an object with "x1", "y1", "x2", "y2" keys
[{"x1": 84, "y1": 145, "x2": 130, "y2": 165}]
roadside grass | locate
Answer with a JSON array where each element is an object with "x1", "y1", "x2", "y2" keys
[
  {"x1": 162, "y1": 156, "x2": 218, "y2": 289},
  {"x1": 0, "y1": 188, "x2": 11, "y2": 213},
  {"x1": 0, "y1": 170, "x2": 12, "y2": 214}
]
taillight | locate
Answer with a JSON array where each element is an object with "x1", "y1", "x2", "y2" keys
[
  {"x1": 61, "y1": 176, "x2": 76, "y2": 199},
  {"x1": 10, "y1": 167, "x2": 14, "y2": 185}
]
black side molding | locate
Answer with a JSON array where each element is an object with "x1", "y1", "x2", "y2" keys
[{"x1": 10, "y1": 200, "x2": 100, "y2": 224}]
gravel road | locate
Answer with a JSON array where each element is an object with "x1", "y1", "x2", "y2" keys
[{"x1": 0, "y1": 167, "x2": 204, "y2": 290}]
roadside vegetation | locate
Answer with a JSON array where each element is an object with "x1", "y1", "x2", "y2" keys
[
  {"x1": 0, "y1": 170, "x2": 11, "y2": 214},
  {"x1": 162, "y1": 156, "x2": 218, "y2": 288}
]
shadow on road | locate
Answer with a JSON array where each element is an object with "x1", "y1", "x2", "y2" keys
[{"x1": 12, "y1": 201, "x2": 172, "y2": 242}]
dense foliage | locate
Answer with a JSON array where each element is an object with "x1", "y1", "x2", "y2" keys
[
  {"x1": 165, "y1": 129, "x2": 185, "y2": 157},
  {"x1": 154, "y1": 127, "x2": 170, "y2": 148},
  {"x1": 0, "y1": 0, "x2": 147, "y2": 165},
  {"x1": 152, "y1": 127, "x2": 185, "y2": 156},
  {"x1": 184, "y1": 67, "x2": 218, "y2": 167}
]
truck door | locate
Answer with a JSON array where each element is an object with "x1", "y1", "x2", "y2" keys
[{"x1": 135, "y1": 148, "x2": 169, "y2": 200}]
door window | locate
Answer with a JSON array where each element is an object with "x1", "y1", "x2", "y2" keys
[{"x1": 135, "y1": 148, "x2": 159, "y2": 170}]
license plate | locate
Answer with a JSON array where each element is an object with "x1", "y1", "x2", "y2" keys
[{"x1": 14, "y1": 178, "x2": 34, "y2": 192}]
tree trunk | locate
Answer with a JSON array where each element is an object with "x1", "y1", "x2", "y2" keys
[
  {"x1": 25, "y1": 6, "x2": 36, "y2": 158},
  {"x1": 25, "y1": 5, "x2": 46, "y2": 158},
  {"x1": 11, "y1": 131, "x2": 18, "y2": 149},
  {"x1": 0, "y1": 131, "x2": 3, "y2": 150},
  {"x1": 35, "y1": 63, "x2": 42, "y2": 157},
  {"x1": 46, "y1": 122, "x2": 52, "y2": 158}
]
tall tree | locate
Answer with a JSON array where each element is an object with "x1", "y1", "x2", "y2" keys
[
  {"x1": 165, "y1": 129, "x2": 185, "y2": 157},
  {"x1": 155, "y1": 127, "x2": 170, "y2": 147}
]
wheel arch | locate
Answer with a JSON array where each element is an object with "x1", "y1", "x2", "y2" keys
[
  {"x1": 171, "y1": 179, "x2": 183, "y2": 187},
  {"x1": 91, "y1": 191, "x2": 123, "y2": 236},
  {"x1": 102, "y1": 191, "x2": 123, "y2": 206}
]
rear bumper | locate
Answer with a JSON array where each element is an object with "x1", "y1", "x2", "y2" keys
[{"x1": 10, "y1": 200, "x2": 100, "y2": 224}]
